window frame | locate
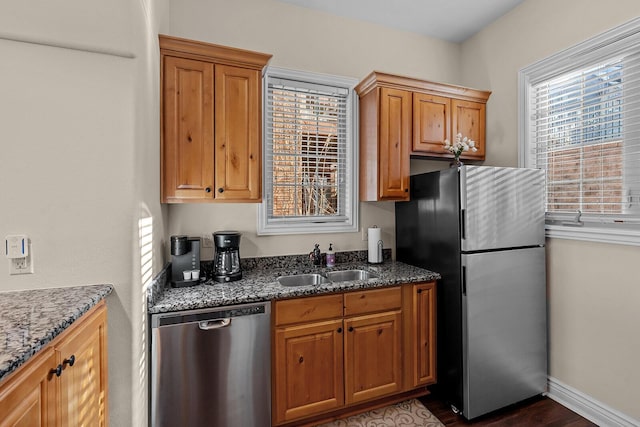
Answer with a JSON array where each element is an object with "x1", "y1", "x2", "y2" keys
[
  {"x1": 258, "y1": 66, "x2": 359, "y2": 235},
  {"x1": 518, "y1": 18, "x2": 640, "y2": 246}
]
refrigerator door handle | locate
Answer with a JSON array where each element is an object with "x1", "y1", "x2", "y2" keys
[
  {"x1": 462, "y1": 266, "x2": 467, "y2": 296},
  {"x1": 461, "y1": 209, "x2": 466, "y2": 240}
]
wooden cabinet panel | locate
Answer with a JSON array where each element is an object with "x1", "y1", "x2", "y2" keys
[
  {"x1": 453, "y1": 99, "x2": 486, "y2": 160},
  {"x1": 344, "y1": 286, "x2": 401, "y2": 316},
  {"x1": 159, "y1": 35, "x2": 271, "y2": 204},
  {"x1": 272, "y1": 285, "x2": 436, "y2": 425},
  {"x1": 274, "y1": 294, "x2": 343, "y2": 327},
  {"x1": 56, "y1": 304, "x2": 108, "y2": 427},
  {"x1": 0, "y1": 302, "x2": 108, "y2": 427},
  {"x1": 413, "y1": 93, "x2": 450, "y2": 155},
  {"x1": 214, "y1": 65, "x2": 261, "y2": 201},
  {"x1": 162, "y1": 56, "x2": 215, "y2": 202},
  {"x1": 344, "y1": 311, "x2": 402, "y2": 404},
  {"x1": 273, "y1": 319, "x2": 344, "y2": 424},
  {"x1": 0, "y1": 348, "x2": 56, "y2": 427},
  {"x1": 379, "y1": 88, "x2": 411, "y2": 201},
  {"x1": 356, "y1": 72, "x2": 490, "y2": 198},
  {"x1": 403, "y1": 282, "x2": 437, "y2": 390}
]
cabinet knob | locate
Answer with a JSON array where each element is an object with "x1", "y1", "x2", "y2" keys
[
  {"x1": 405, "y1": 188, "x2": 409, "y2": 192},
  {"x1": 417, "y1": 289, "x2": 422, "y2": 294},
  {"x1": 337, "y1": 327, "x2": 342, "y2": 333},
  {"x1": 298, "y1": 356, "x2": 304, "y2": 364},
  {"x1": 218, "y1": 188, "x2": 224, "y2": 193},
  {"x1": 348, "y1": 326, "x2": 354, "y2": 332},
  {"x1": 63, "y1": 355, "x2": 76, "y2": 367},
  {"x1": 205, "y1": 187, "x2": 211, "y2": 193},
  {"x1": 50, "y1": 364, "x2": 62, "y2": 377}
]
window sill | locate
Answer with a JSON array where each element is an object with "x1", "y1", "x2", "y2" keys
[{"x1": 545, "y1": 224, "x2": 640, "y2": 246}]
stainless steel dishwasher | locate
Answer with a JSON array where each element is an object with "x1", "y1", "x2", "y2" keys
[{"x1": 150, "y1": 301, "x2": 271, "y2": 427}]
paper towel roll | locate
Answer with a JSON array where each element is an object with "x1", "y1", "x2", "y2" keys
[{"x1": 368, "y1": 226, "x2": 383, "y2": 263}]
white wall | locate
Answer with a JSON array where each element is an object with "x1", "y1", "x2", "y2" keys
[
  {"x1": 7, "y1": 1, "x2": 636, "y2": 424},
  {"x1": 167, "y1": 0, "x2": 461, "y2": 259},
  {"x1": 0, "y1": 1, "x2": 168, "y2": 426},
  {"x1": 461, "y1": 0, "x2": 640, "y2": 419}
]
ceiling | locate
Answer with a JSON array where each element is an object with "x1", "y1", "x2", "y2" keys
[{"x1": 276, "y1": 0, "x2": 525, "y2": 43}]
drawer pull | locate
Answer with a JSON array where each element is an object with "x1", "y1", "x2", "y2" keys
[
  {"x1": 50, "y1": 364, "x2": 62, "y2": 377},
  {"x1": 348, "y1": 326, "x2": 354, "y2": 332},
  {"x1": 63, "y1": 355, "x2": 76, "y2": 367}
]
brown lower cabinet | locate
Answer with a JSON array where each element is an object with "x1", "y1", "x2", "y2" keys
[
  {"x1": 272, "y1": 282, "x2": 436, "y2": 426},
  {"x1": 0, "y1": 301, "x2": 108, "y2": 427}
]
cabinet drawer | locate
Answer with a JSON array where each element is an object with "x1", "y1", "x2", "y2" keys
[
  {"x1": 274, "y1": 294, "x2": 344, "y2": 326},
  {"x1": 344, "y1": 286, "x2": 401, "y2": 316}
]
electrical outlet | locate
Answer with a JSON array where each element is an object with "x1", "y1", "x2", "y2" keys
[
  {"x1": 361, "y1": 227, "x2": 368, "y2": 241},
  {"x1": 201, "y1": 234, "x2": 214, "y2": 248},
  {"x1": 10, "y1": 253, "x2": 33, "y2": 275}
]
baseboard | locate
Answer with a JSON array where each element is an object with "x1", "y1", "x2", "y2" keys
[{"x1": 547, "y1": 377, "x2": 640, "y2": 427}]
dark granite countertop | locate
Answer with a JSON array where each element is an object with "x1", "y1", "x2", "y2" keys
[
  {"x1": 148, "y1": 260, "x2": 440, "y2": 314},
  {"x1": 0, "y1": 284, "x2": 113, "y2": 383}
]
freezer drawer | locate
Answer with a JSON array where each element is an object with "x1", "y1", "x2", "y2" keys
[{"x1": 461, "y1": 247, "x2": 547, "y2": 419}]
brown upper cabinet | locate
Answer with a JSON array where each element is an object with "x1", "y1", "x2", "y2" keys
[
  {"x1": 355, "y1": 71, "x2": 491, "y2": 201},
  {"x1": 159, "y1": 35, "x2": 272, "y2": 203}
]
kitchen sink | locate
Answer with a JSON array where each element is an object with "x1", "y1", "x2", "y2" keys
[
  {"x1": 277, "y1": 273, "x2": 330, "y2": 287},
  {"x1": 324, "y1": 269, "x2": 379, "y2": 282}
]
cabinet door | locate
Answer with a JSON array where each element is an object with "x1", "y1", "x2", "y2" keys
[
  {"x1": 452, "y1": 99, "x2": 486, "y2": 160},
  {"x1": 0, "y1": 348, "x2": 56, "y2": 427},
  {"x1": 413, "y1": 93, "x2": 451, "y2": 155},
  {"x1": 407, "y1": 282, "x2": 437, "y2": 388},
  {"x1": 344, "y1": 310, "x2": 402, "y2": 404},
  {"x1": 273, "y1": 319, "x2": 344, "y2": 424},
  {"x1": 379, "y1": 88, "x2": 410, "y2": 200},
  {"x1": 57, "y1": 305, "x2": 108, "y2": 427},
  {"x1": 162, "y1": 56, "x2": 215, "y2": 202},
  {"x1": 214, "y1": 65, "x2": 261, "y2": 201}
]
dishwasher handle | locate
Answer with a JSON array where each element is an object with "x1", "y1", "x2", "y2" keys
[{"x1": 198, "y1": 319, "x2": 231, "y2": 330}]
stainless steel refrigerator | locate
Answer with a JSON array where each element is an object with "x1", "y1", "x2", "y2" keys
[{"x1": 396, "y1": 165, "x2": 547, "y2": 420}]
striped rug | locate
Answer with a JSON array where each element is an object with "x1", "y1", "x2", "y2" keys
[{"x1": 316, "y1": 399, "x2": 445, "y2": 427}]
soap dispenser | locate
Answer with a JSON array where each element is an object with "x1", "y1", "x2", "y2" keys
[{"x1": 326, "y1": 243, "x2": 335, "y2": 267}]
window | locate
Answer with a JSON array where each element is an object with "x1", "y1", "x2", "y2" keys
[
  {"x1": 258, "y1": 67, "x2": 358, "y2": 235},
  {"x1": 519, "y1": 18, "x2": 640, "y2": 245}
]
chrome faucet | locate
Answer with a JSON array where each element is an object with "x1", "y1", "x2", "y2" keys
[{"x1": 309, "y1": 243, "x2": 322, "y2": 266}]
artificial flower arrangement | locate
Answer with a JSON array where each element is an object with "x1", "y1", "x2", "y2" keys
[{"x1": 443, "y1": 133, "x2": 477, "y2": 163}]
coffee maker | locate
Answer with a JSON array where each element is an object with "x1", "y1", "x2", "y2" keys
[
  {"x1": 170, "y1": 235, "x2": 201, "y2": 287},
  {"x1": 213, "y1": 231, "x2": 242, "y2": 282}
]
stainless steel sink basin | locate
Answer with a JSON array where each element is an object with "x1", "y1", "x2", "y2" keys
[
  {"x1": 324, "y1": 269, "x2": 379, "y2": 282},
  {"x1": 277, "y1": 273, "x2": 330, "y2": 287}
]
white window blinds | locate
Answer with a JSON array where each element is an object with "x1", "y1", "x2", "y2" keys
[
  {"x1": 259, "y1": 67, "x2": 358, "y2": 235},
  {"x1": 523, "y1": 19, "x2": 640, "y2": 226}
]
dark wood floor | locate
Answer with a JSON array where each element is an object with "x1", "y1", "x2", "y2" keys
[{"x1": 419, "y1": 394, "x2": 597, "y2": 426}]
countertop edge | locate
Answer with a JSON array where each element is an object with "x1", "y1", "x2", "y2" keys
[
  {"x1": 0, "y1": 284, "x2": 114, "y2": 383},
  {"x1": 148, "y1": 261, "x2": 440, "y2": 314}
]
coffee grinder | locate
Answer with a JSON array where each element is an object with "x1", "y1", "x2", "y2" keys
[
  {"x1": 170, "y1": 235, "x2": 201, "y2": 287},
  {"x1": 213, "y1": 231, "x2": 242, "y2": 282}
]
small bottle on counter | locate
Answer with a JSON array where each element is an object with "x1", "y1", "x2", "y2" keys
[{"x1": 326, "y1": 243, "x2": 335, "y2": 267}]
